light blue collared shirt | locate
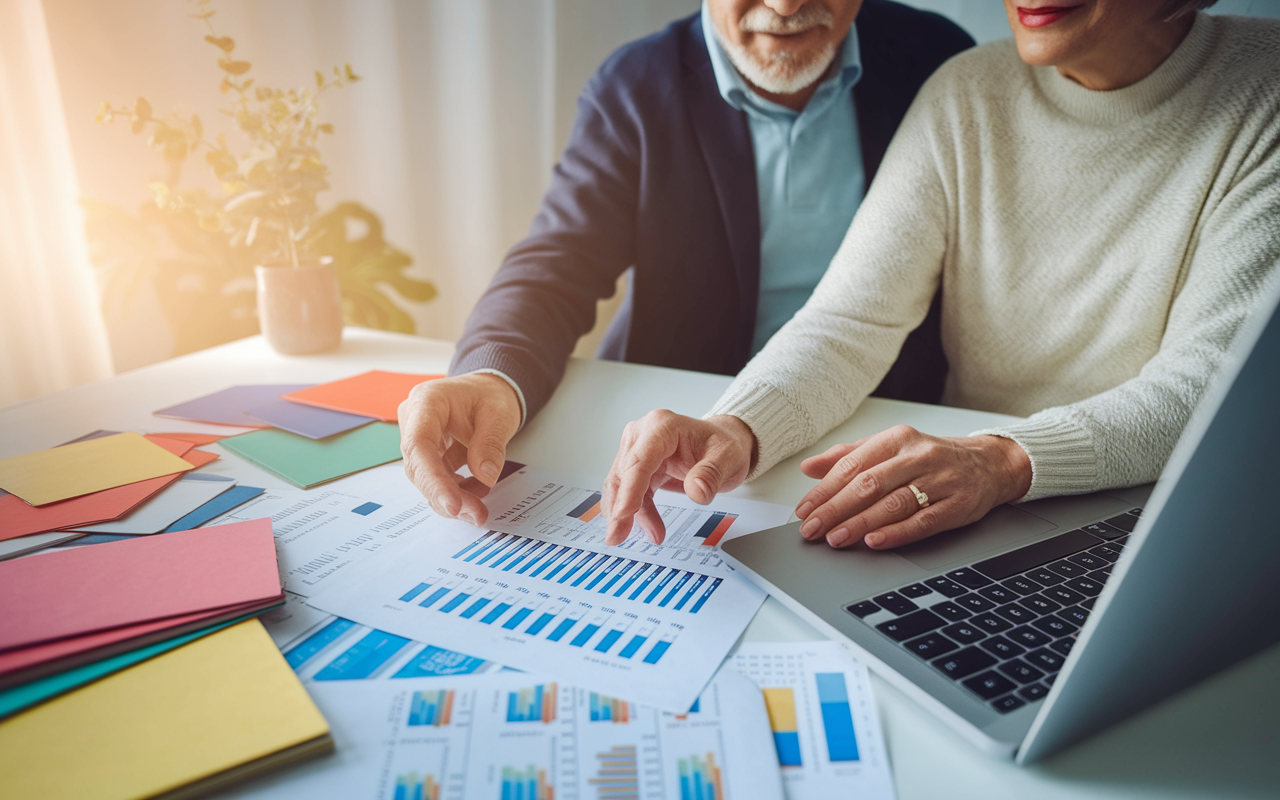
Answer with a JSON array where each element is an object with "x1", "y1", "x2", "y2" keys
[{"x1": 701, "y1": 4, "x2": 866, "y2": 356}]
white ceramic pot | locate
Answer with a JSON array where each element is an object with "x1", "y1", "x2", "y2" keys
[{"x1": 255, "y1": 262, "x2": 344, "y2": 355}]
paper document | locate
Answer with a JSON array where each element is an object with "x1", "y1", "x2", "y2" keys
[
  {"x1": 72, "y1": 475, "x2": 236, "y2": 534},
  {"x1": 280, "y1": 370, "x2": 442, "y2": 422},
  {"x1": 218, "y1": 422, "x2": 403, "y2": 488},
  {"x1": 307, "y1": 511, "x2": 767, "y2": 711},
  {"x1": 153, "y1": 384, "x2": 311, "y2": 427},
  {"x1": 0, "y1": 431, "x2": 194, "y2": 506},
  {"x1": 220, "y1": 666, "x2": 783, "y2": 800},
  {"x1": 732, "y1": 641, "x2": 896, "y2": 800},
  {"x1": 480, "y1": 466, "x2": 794, "y2": 578},
  {"x1": 205, "y1": 467, "x2": 436, "y2": 596}
]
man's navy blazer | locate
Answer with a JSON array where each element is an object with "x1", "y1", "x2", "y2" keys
[{"x1": 452, "y1": 2, "x2": 974, "y2": 421}]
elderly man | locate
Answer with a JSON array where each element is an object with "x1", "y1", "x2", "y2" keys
[{"x1": 400, "y1": 0, "x2": 972, "y2": 525}]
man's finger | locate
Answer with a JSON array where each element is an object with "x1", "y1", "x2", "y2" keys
[
  {"x1": 604, "y1": 431, "x2": 676, "y2": 544},
  {"x1": 465, "y1": 406, "x2": 515, "y2": 488},
  {"x1": 634, "y1": 490, "x2": 666, "y2": 544}
]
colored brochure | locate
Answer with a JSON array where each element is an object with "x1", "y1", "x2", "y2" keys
[
  {"x1": 479, "y1": 466, "x2": 794, "y2": 579},
  {"x1": 306, "y1": 509, "x2": 767, "y2": 712},
  {"x1": 219, "y1": 665, "x2": 783, "y2": 800},
  {"x1": 732, "y1": 641, "x2": 897, "y2": 800}
]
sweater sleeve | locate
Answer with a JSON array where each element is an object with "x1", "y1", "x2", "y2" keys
[
  {"x1": 975, "y1": 146, "x2": 1280, "y2": 501},
  {"x1": 706, "y1": 84, "x2": 952, "y2": 476},
  {"x1": 449, "y1": 74, "x2": 640, "y2": 423}
]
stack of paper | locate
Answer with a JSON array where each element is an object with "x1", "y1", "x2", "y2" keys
[
  {"x1": 280, "y1": 370, "x2": 442, "y2": 422},
  {"x1": 0, "y1": 620, "x2": 333, "y2": 800},
  {"x1": 0, "y1": 431, "x2": 195, "y2": 507},
  {"x1": 0, "y1": 519, "x2": 284, "y2": 688}
]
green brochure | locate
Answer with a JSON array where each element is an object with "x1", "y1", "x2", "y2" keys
[{"x1": 218, "y1": 421, "x2": 403, "y2": 489}]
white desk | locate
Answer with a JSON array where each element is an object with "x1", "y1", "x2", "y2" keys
[{"x1": 3, "y1": 328, "x2": 1277, "y2": 798}]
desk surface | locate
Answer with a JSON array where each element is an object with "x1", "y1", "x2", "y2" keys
[{"x1": 3, "y1": 328, "x2": 1277, "y2": 798}]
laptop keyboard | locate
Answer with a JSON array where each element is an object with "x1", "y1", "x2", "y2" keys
[{"x1": 845, "y1": 508, "x2": 1142, "y2": 715}]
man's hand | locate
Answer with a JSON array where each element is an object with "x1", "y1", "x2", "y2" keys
[
  {"x1": 601, "y1": 411, "x2": 757, "y2": 546},
  {"x1": 795, "y1": 426, "x2": 1033, "y2": 550},
  {"x1": 398, "y1": 373, "x2": 522, "y2": 526}
]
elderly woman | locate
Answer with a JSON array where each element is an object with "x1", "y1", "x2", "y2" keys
[{"x1": 600, "y1": 0, "x2": 1280, "y2": 550}]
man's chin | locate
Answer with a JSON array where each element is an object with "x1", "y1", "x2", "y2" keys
[{"x1": 733, "y1": 46, "x2": 837, "y2": 96}]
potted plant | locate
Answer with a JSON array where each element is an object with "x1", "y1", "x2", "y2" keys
[{"x1": 90, "y1": 0, "x2": 434, "y2": 356}]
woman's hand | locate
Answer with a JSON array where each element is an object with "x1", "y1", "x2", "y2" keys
[
  {"x1": 795, "y1": 426, "x2": 1032, "y2": 550},
  {"x1": 601, "y1": 411, "x2": 757, "y2": 546}
]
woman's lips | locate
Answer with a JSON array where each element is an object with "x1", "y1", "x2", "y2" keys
[{"x1": 1017, "y1": 5, "x2": 1083, "y2": 28}]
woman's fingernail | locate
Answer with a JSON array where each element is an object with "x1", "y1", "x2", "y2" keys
[
  {"x1": 866, "y1": 532, "x2": 884, "y2": 548},
  {"x1": 827, "y1": 528, "x2": 850, "y2": 548},
  {"x1": 800, "y1": 517, "x2": 822, "y2": 538},
  {"x1": 796, "y1": 502, "x2": 814, "y2": 519}
]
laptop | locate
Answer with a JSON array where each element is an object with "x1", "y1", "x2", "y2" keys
[{"x1": 720, "y1": 276, "x2": 1280, "y2": 763}]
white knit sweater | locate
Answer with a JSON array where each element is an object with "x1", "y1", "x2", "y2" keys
[{"x1": 708, "y1": 14, "x2": 1280, "y2": 501}]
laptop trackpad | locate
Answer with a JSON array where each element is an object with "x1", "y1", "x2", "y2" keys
[{"x1": 894, "y1": 504, "x2": 1058, "y2": 572}]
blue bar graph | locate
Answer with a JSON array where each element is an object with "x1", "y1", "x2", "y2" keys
[
  {"x1": 419, "y1": 586, "x2": 452, "y2": 608},
  {"x1": 529, "y1": 546, "x2": 570, "y2": 577},
  {"x1": 285, "y1": 618, "x2": 356, "y2": 669},
  {"x1": 659, "y1": 572, "x2": 693, "y2": 606},
  {"x1": 614, "y1": 564, "x2": 650, "y2": 597},
  {"x1": 645, "y1": 570, "x2": 678, "y2": 603},
  {"x1": 407, "y1": 688, "x2": 453, "y2": 726},
  {"x1": 547, "y1": 618, "x2": 577, "y2": 642},
  {"x1": 503, "y1": 608, "x2": 534, "y2": 629},
  {"x1": 525, "y1": 612, "x2": 557, "y2": 636},
  {"x1": 459, "y1": 598, "x2": 491, "y2": 619},
  {"x1": 451, "y1": 530, "x2": 498, "y2": 559},
  {"x1": 394, "y1": 645, "x2": 487, "y2": 678},
  {"x1": 816, "y1": 673, "x2": 860, "y2": 761},
  {"x1": 674, "y1": 575, "x2": 707, "y2": 611},
  {"x1": 599, "y1": 560, "x2": 636, "y2": 593},
  {"x1": 313, "y1": 629, "x2": 411, "y2": 680},
  {"x1": 440, "y1": 592, "x2": 472, "y2": 613},
  {"x1": 690, "y1": 578, "x2": 722, "y2": 613},
  {"x1": 399, "y1": 582, "x2": 431, "y2": 602}
]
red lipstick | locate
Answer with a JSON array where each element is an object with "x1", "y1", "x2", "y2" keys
[{"x1": 1017, "y1": 5, "x2": 1083, "y2": 28}]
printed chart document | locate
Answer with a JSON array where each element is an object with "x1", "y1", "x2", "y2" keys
[
  {"x1": 206, "y1": 464, "x2": 436, "y2": 597},
  {"x1": 732, "y1": 641, "x2": 896, "y2": 800},
  {"x1": 221, "y1": 667, "x2": 783, "y2": 800},
  {"x1": 480, "y1": 466, "x2": 792, "y2": 578},
  {"x1": 266, "y1": 593, "x2": 502, "y2": 682},
  {"x1": 307, "y1": 470, "x2": 790, "y2": 711}
]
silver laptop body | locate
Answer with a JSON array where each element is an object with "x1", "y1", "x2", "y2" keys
[{"x1": 721, "y1": 277, "x2": 1280, "y2": 762}]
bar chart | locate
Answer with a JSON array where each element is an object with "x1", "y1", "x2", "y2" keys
[
  {"x1": 281, "y1": 614, "x2": 498, "y2": 683},
  {"x1": 588, "y1": 692, "x2": 634, "y2": 723},
  {"x1": 408, "y1": 689, "x2": 454, "y2": 727},
  {"x1": 676, "y1": 753, "x2": 724, "y2": 800},
  {"x1": 393, "y1": 772, "x2": 441, "y2": 800},
  {"x1": 732, "y1": 642, "x2": 896, "y2": 800},
  {"x1": 507, "y1": 683, "x2": 558, "y2": 723},
  {"x1": 589, "y1": 745, "x2": 640, "y2": 800},
  {"x1": 500, "y1": 766, "x2": 554, "y2": 800}
]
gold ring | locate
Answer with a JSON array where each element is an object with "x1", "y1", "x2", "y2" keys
[{"x1": 908, "y1": 483, "x2": 929, "y2": 509}]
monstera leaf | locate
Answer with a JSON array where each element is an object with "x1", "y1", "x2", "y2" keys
[{"x1": 312, "y1": 201, "x2": 436, "y2": 333}]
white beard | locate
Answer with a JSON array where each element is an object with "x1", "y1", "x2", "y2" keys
[{"x1": 711, "y1": 5, "x2": 839, "y2": 96}]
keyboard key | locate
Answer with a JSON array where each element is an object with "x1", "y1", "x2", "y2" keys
[
  {"x1": 1049, "y1": 637, "x2": 1076, "y2": 657},
  {"x1": 1093, "y1": 566, "x2": 1113, "y2": 580},
  {"x1": 929, "y1": 601, "x2": 971, "y2": 622},
  {"x1": 1082, "y1": 521, "x2": 1126, "y2": 540},
  {"x1": 979, "y1": 635, "x2": 1026, "y2": 659},
  {"x1": 971, "y1": 529, "x2": 1102, "y2": 581},
  {"x1": 1080, "y1": 597, "x2": 1096, "y2": 610},
  {"x1": 1007, "y1": 625, "x2": 1053, "y2": 648},
  {"x1": 903, "y1": 633, "x2": 959, "y2": 660},
  {"x1": 1064, "y1": 576, "x2": 1104, "y2": 597},
  {"x1": 1001, "y1": 576, "x2": 1044, "y2": 595},
  {"x1": 1043, "y1": 672, "x2": 1057, "y2": 686},
  {"x1": 1129, "y1": 508, "x2": 1142, "y2": 517},
  {"x1": 955, "y1": 593, "x2": 996, "y2": 613},
  {"x1": 941, "y1": 622, "x2": 987, "y2": 645},
  {"x1": 998, "y1": 658, "x2": 1046, "y2": 684},
  {"x1": 1031, "y1": 616, "x2": 1078, "y2": 637},
  {"x1": 991, "y1": 694, "x2": 1026, "y2": 714},
  {"x1": 1104, "y1": 513, "x2": 1139, "y2": 532},
  {"x1": 1027, "y1": 567, "x2": 1065, "y2": 586},
  {"x1": 924, "y1": 576, "x2": 968, "y2": 598},
  {"x1": 1026, "y1": 648, "x2": 1066, "y2": 672},
  {"x1": 873, "y1": 592, "x2": 920, "y2": 616},
  {"x1": 1045, "y1": 560, "x2": 1089, "y2": 578},
  {"x1": 932, "y1": 647, "x2": 997, "y2": 680},
  {"x1": 1057, "y1": 606, "x2": 1089, "y2": 626},
  {"x1": 979, "y1": 585, "x2": 1018, "y2": 604},
  {"x1": 1042, "y1": 585, "x2": 1085, "y2": 606},
  {"x1": 969, "y1": 611, "x2": 1013, "y2": 634},
  {"x1": 963, "y1": 670, "x2": 1017, "y2": 700},
  {"x1": 1087, "y1": 544, "x2": 1121, "y2": 563},
  {"x1": 1115, "y1": 535, "x2": 1129, "y2": 544},
  {"x1": 1019, "y1": 594, "x2": 1062, "y2": 615},
  {"x1": 946, "y1": 568, "x2": 994, "y2": 589},
  {"x1": 876, "y1": 609, "x2": 946, "y2": 641},
  {"x1": 846, "y1": 601, "x2": 881, "y2": 618},
  {"x1": 899, "y1": 583, "x2": 932, "y2": 598},
  {"x1": 1067, "y1": 552, "x2": 1107, "y2": 571},
  {"x1": 1017, "y1": 683, "x2": 1050, "y2": 702},
  {"x1": 993, "y1": 603, "x2": 1038, "y2": 624}
]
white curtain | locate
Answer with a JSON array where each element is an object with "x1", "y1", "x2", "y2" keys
[
  {"x1": 40, "y1": 0, "x2": 696, "y2": 372},
  {"x1": 0, "y1": 0, "x2": 113, "y2": 407}
]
